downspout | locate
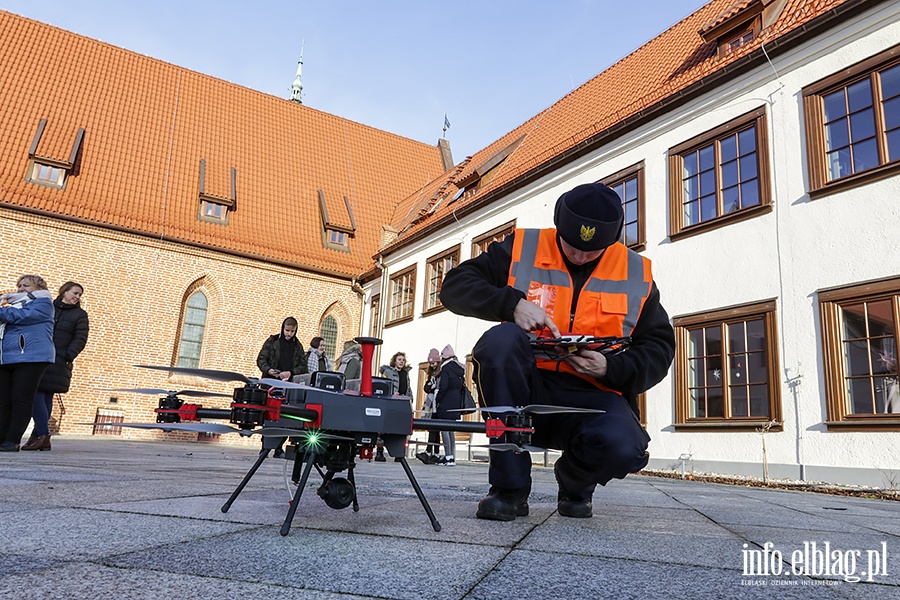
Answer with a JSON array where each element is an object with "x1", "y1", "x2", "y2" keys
[
  {"x1": 373, "y1": 253, "x2": 389, "y2": 368},
  {"x1": 351, "y1": 275, "x2": 365, "y2": 338}
]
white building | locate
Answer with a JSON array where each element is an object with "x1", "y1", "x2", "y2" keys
[{"x1": 360, "y1": 0, "x2": 900, "y2": 487}]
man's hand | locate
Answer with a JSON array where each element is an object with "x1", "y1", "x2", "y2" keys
[
  {"x1": 268, "y1": 368, "x2": 279, "y2": 378},
  {"x1": 563, "y1": 349, "x2": 608, "y2": 379},
  {"x1": 278, "y1": 371, "x2": 291, "y2": 381},
  {"x1": 513, "y1": 299, "x2": 561, "y2": 337}
]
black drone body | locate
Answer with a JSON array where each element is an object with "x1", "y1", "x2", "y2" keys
[{"x1": 111, "y1": 335, "x2": 618, "y2": 535}]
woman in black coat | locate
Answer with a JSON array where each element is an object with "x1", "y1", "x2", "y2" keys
[
  {"x1": 434, "y1": 344, "x2": 465, "y2": 466},
  {"x1": 23, "y1": 281, "x2": 89, "y2": 451}
]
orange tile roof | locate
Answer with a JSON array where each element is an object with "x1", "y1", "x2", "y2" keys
[
  {"x1": 0, "y1": 10, "x2": 446, "y2": 278},
  {"x1": 385, "y1": 0, "x2": 868, "y2": 252}
]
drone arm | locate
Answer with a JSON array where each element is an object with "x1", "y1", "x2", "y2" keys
[
  {"x1": 413, "y1": 418, "x2": 533, "y2": 439},
  {"x1": 196, "y1": 408, "x2": 232, "y2": 420},
  {"x1": 413, "y1": 418, "x2": 485, "y2": 434}
]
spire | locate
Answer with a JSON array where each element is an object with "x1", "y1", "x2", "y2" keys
[{"x1": 289, "y1": 41, "x2": 304, "y2": 104}]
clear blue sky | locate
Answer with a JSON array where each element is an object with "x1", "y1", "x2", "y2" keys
[{"x1": 2, "y1": 0, "x2": 708, "y2": 160}]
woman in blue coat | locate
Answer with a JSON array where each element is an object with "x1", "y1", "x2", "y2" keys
[{"x1": 0, "y1": 274, "x2": 55, "y2": 452}]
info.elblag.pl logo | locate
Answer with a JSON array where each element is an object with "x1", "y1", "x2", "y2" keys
[{"x1": 742, "y1": 541, "x2": 890, "y2": 583}]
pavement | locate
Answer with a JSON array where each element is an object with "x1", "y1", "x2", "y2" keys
[{"x1": 0, "y1": 438, "x2": 898, "y2": 599}]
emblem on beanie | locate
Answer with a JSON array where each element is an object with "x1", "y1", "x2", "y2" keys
[{"x1": 580, "y1": 224, "x2": 596, "y2": 242}]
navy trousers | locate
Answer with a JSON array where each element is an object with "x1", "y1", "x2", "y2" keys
[{"x1": 472, "y1": 323, "x2": 650, "y2": 495}]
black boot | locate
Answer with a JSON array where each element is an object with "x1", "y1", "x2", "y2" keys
[
  {"x1": 22, "y1": 434, "x2": 51, "y2": 451},
  {"x1": 554, "y1": 461, "x2": 594, "y2": 518},
  {"x1": 476, "y1": 486, "x2": 530, "y2": 521}
]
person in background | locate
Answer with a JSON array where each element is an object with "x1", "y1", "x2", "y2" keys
[
  {"x1": 433, "y1": 344, "x2": 464, "y2": 466},
  {"x1": 378, "y1": 351, "x2": 412, "y2": 462},
  {"x1": 336, "y1": 340, "x2": 363, "y2": 380},
  {"x1": 416, "y1": 348, "x2": 442, "y2": 465},
  {"x1": 0, "y1": 275, "x2": 55, "y2": 452},
  {"x1": 306, "y1": 336, "x2": 332, "y2": 374},
  {"x1": 25, "y1": 281, "x2": 89, "y2": 452},
  {"x1": 256, "y1": 317, "x2": 307, "y2": 381},
  {"x1": 379, "y1": 351, "x2": 411, "y2": 397}
]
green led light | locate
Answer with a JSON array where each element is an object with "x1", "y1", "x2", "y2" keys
[{"x1": 282, "y1": 414, "x2": 313, "y2": 422}]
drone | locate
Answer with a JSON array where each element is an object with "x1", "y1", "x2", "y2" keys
[{"x1": 109, "y1": 335, "x2": 626, "y2": 535}]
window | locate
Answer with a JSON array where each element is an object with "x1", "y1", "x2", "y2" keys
[
  {"x1": 327, "y1": 229, "x2": 348, "y2": 248},
  {"x1": 673, "y1": 300, "x2": 782, "y2": 430},
  {"x1": 803, "y1": 45, "x2": 900, "y2": 196},
  {"x1": 722, "y1": 27, "x2": 756, "y2": 55},
  {"x1": 200, "y1": 200, "x2": 228, "y2": 223},
  {"x1": 387, "y1": 265, "x2": 416, "y2": 325},
  {"x1": 424, "y1": 246, "x2": 459, "y2": 315},
  {"x1": 27, "y1": 161, "x2": 66, "y2": 188},
  {"x1": 320, "y1": 316, "x2": 338, "y2": 360},
  {"x1": 369, "y1": 294, "x2": 381, "y2": 337},
  {"x1": 472, "y1": 221, "x2": 515, "y2": 257},
  {"x1": 668, "y1": 107, "x2": 770, "y2": 239},
  {"x1": 819, "y1": 277, "x2": 900, "y2": 429},
  {"x1": 601, "y1": 162, "x2": 645, "y2": 250},
  {"x1": 176, "y1": 292, "x2": 208, "y2": 368}
]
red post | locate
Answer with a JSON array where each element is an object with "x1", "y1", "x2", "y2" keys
[{"x1": 354, "y1": 337, "x2": 382, "y2": 397}]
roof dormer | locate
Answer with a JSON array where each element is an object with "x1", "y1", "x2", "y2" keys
[{"x1": 699, "y1": 0, "x2": 788, "y2": 57}]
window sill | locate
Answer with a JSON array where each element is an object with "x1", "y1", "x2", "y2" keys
[
  {"x1": 673, "y1": 419, "x2": 782, "y2": 432},
  {"x1": 421, "y1": 304, "x2": 448, "y2": 318},
  {"x1": 808, "y1": 160, "x2": 900, "y2": 200},
  {"x1": 824, "y1": 418, "x2": 900, "y2": 432},
  {"x1": 383, "y1": 315, "x2": 414, "y2": 329},
  {"x1": 669, "y1": 203, "x2": 772, "y2": 242}
]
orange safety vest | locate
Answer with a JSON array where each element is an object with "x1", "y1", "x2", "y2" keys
[{"x1": 507, "y1": 228, "x2": 653, "y2": 387}]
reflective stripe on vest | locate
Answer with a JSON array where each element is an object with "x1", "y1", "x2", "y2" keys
[
  {"x1": 510, "y1": 229, "x2": 572, "y2": 293},
  {"x1": 582, "y1": 249, "x2": 649, "y2": 335}
]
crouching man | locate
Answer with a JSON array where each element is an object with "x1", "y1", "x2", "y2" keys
[{"x1": 440, "y1": 183, "x2": 674, "y2": 520}]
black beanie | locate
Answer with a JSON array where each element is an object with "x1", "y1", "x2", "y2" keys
[{"x1": 553, "y1": 183, "x2": 624, "y2": 251}]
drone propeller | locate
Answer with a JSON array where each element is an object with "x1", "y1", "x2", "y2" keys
[
  {"x1": 83, "y1": 421, "x2": 357, "y2": 441},
  {"x1": 452, "y1": 404, "x2": 605, "y2": 415},
  {"x1": 133, "y1": 365, "x2": 305, "y2": 389},
  {"x1": 257, "y1": 378, "x2": 305, "y2": 390},
  {"x1": 84, "y1": 422, "x2": 250, "y2": 435},
  {"x1": 102, "y1": 387, "x2": 232, "y2": 398},
  {"x1": 476, "y1": 442, "x2": 548, "y2": 453}
]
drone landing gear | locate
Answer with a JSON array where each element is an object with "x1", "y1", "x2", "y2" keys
[
  {"x1": 396, "y1": 456, "x2": 441, "y2": 532},
  {"x1": 221, "y1": 447, "x2": 272, "y2": 514},
  {"x1": 278, "y1": 452, "x2": 441, "y2": 536},
  {"x1": 218, "y1": 441, "x2": 441, "y2": 536}
]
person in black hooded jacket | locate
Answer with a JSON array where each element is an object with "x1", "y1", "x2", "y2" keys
[
  {"x1": 25, "y1": 281, "x2": 89, "y2": 452},
  {"x1": 256, "y1": 317, "x2": 307, "y2": 381}
]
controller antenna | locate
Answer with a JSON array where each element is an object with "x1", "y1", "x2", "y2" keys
[{"x1": 354, "y1": 337, "x2": 382, "y2": 397}]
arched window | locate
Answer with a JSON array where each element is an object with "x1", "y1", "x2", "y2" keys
[
  {"x1": 320, "y1": 315, "x2": 338, "y2": 360},
  {"x1": 176, "y1": 291, "x2": 208, "y2": 368}
]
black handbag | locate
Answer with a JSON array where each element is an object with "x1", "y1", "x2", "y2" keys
[{"x1": 460, "y1": 380, "x2": 477, "y2": 415}]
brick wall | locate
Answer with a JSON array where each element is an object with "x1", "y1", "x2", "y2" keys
[{"x1": 0, "y1": 208, "x2": 362, "y2": 447}]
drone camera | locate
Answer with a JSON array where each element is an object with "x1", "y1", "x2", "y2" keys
[{"x1": 317, "y1": 477, "x2": 355, "y2": 509}]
